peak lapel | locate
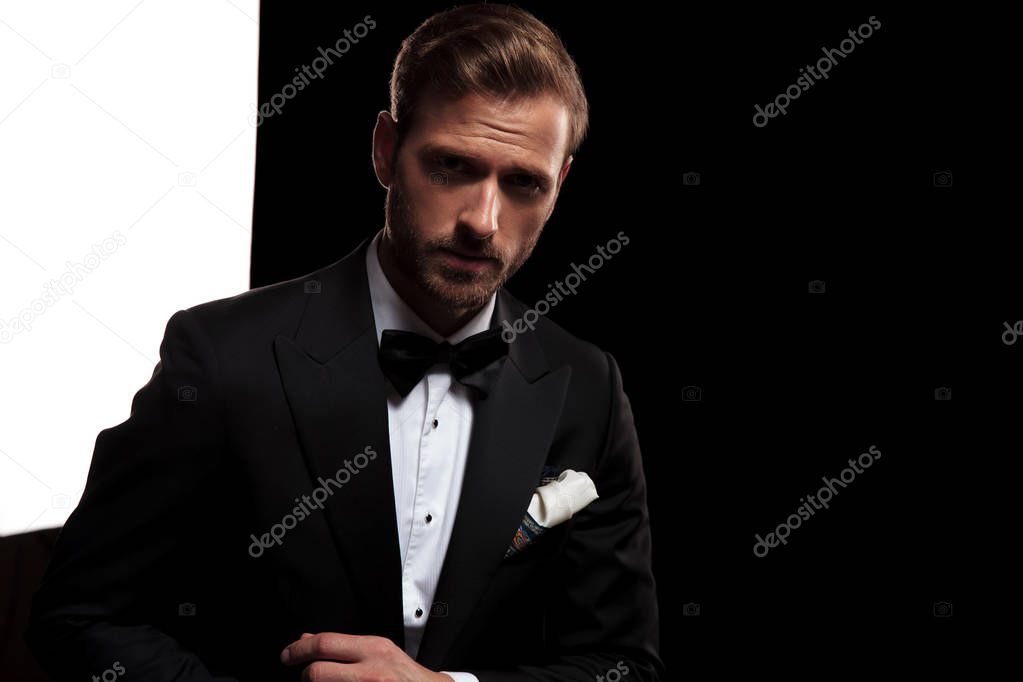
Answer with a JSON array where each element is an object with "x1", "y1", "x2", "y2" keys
[
  {"x1": 273, "y1": 236, "x2": 405, "y2": 645},
  {"x1": 415, "y1": 290, "x2": 572, "y2": 668}
]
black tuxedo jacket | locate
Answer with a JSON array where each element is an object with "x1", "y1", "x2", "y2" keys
[{"x1": 26, "y1": 235, "x2": 663, "y2": 681}]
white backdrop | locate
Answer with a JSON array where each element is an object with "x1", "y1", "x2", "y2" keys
[{"x1": 0, "y1": 0, "x2": 259, "y2": 536}]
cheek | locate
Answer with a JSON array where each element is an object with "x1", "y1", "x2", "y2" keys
[
  {"x1": 402, "y1": 176, "x2": 452, "y2": 226},
  {"x1": 509, "y1": 203, "x2": 553, "y2": 234}
]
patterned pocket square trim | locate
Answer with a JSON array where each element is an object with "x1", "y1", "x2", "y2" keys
[
  {"x1": 539, "y1": 464, "x2": 563, "y2": 486},
  {"x1": 505, "y1": 469, "x2": 598, "y2": 557},
  {"x1": 507, "y1": 512, "x2": 546, "y2": 556}
]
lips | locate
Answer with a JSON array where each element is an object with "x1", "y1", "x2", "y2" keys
[
  {"x1": 439, "y1": 248, "x2": 496, "y2": 272},
  {"x1": 441, "y1": 248, "x2": 493, "y2": 262},
  {"x1": 437, "y1": 249, "x2": 493, "y2": 263}
]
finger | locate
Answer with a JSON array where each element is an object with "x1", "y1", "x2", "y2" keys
[
  {"x1": 281, "y1": 632, "x2": 321, "y2": 650},
  {"x1": 300, "y1": 660, "x2": 356, "y2": 682},
  {"x1": 282, "y1": 632, "x2": 365, "y2": 666}
]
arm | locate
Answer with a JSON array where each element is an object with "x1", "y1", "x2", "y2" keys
[
  {"x1": 24, "y1": 308, "x2": 237, "y2": 681},
  {"x1": 466, "y1": 351, "x2": 665, "y2": 682}
]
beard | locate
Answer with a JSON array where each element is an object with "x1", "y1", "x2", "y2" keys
[{"x1": 383, "y1": 167, "x2": 542, "y2": 311}]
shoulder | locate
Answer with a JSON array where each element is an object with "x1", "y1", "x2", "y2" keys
[
  {"x1": 168, "y1": 253, "x2": 352, "y2": 362},
  {"x1": 498, "y1": 287, "x2": 618, "y2": 394},
  {"x1": 176, "y1": 240, "x2": 368, "y2": 346},
  {"x1": 182, "y1": 269, "x2": 313, "y2": 342}
]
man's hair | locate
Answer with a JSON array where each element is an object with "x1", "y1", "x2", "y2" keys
[{"x1": 389, "y1": 3, "x2": 589, "y2": 164}]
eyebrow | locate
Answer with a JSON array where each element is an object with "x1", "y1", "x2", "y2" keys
[{"x1": 418, "y1": 143, "x2": 555, "y2": 187}]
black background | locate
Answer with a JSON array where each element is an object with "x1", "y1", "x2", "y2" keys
[{"x1": 252, "y1": 3, "x2": 1010, "y2": 671}]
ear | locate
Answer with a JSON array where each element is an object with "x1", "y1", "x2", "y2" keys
[
  {"x1": 557, "y1": 154, "x2": 573, "y2": 190},
  {"x1": 543, "y1": 154, "x2": 575, "y2": 223},
  {"x1": 372, "y1": 111, "x2": 399, "y2": 189}
]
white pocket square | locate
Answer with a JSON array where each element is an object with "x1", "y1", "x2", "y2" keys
[{"x1": 505, "y1": 469, "x2": 598, "y2": 557}]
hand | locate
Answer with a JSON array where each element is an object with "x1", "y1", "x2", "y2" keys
[{"x1": 280, "y1": 632, "x2": 453, "y2": 682}]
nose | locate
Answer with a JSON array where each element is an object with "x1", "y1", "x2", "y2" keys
[{"x1": 458, "y1": 177, "x2": 500, "y2": 239}]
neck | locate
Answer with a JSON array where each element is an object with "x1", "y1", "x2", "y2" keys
[{"x1": 377, "y1": 233, "x2": 484, "y2": 339}]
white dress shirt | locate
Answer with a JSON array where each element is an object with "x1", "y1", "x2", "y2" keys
[{"x1": 366, "y1": 229, "x2": 487, "y2": 682}]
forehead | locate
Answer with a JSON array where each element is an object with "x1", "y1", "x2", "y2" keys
[{"x1": 405, "y1": 90, "x2": 570, "y2": 169}]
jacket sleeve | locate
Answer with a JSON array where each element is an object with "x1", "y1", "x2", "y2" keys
[
  {"x1": 24, "y1": 308, "x2": 238, "y2": 681},
  {"x1": 466, "y1": 351, "x2": 665, "y2": 682}
]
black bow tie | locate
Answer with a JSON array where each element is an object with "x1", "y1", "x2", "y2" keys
[{"x1": 378, "y1": 327, "x2": 509, "y2": 398}]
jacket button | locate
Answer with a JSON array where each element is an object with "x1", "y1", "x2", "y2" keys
[{"x1": 415, "y1": 608, "x2": 423, "y2": 618}]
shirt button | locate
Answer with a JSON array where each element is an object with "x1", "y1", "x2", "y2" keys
[
  {"x1": 432, "y1": 418, "x2": 438, "y2": 429},
  {"x1": 415, "y1": 608, "x2": 423, "y2": 618},
  {"x1": 426, "y1": 514, "x2": 432, "y2": 524}
]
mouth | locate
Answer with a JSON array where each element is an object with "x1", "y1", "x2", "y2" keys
[{"x1": 439, "y1": 248, "x2": 496, "y2": 273}]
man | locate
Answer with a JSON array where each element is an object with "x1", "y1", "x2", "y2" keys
[{"x1": 26, "y1": 4, "x2": 663, "y2": 681}]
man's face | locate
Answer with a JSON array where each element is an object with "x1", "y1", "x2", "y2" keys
[{"x1": 382, "y1": 90, "x2": 572, "y2": 310}]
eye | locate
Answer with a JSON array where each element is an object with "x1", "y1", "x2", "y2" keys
[
  {"x1": 509, "y1": 174, "x2": 547, "y2": 196},
  {"x1": 435, "y1": 155, "x2": 466, "y2": 172}
]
